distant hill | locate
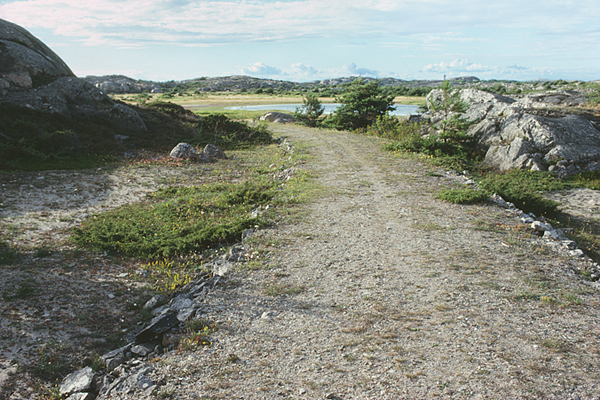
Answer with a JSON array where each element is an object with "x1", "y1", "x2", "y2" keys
[{"x1": 84, "y1": 74, "x2": 483, "y2": 95}]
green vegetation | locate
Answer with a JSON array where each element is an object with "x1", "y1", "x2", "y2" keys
[
  {"x1": 0, "y1": 101, "x2": 272, "y2": 171},
  {"x1": 72, "y1": 180, "x2": 277, "y2": 259},
  {"x1": 197, "y1": 114, "x2": 272, "y2": 149},
  {"x1": 436, "y1": 187, "x2": 489, "y2": 205},
  {"x1": 0, "y1": 240, "x2": 19, "y2": 265},
  {"x1": 325, "y1": 79, "x2": 396, "y2": 130},
  {"x1": 293, "y1": 93, "x2": 324, "y2": 127},
  {"x1": 476, "y1": 170, "x2": 568, "y2": 217}
]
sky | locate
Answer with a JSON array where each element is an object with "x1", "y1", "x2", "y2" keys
[{"x1": 0, "y1": 0, "x2": 599, "y2": 83}]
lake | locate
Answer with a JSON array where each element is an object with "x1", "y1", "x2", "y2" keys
[{"x1": 224, "y1": 103, "x2": 420, "y2": 116}]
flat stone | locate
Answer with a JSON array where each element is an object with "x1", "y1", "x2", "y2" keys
[
  {"x1": 532, "y1": 221, "x2": 553, "y2": 232},
  {"x1": 136, "y1": 312, "x2": 179, "y2": 343},
  {"x1": 67, "y1": 393, "x2": 94, "y2": 400},
  {"x1": 131, "y1": 342, "x2": 156, "y2": 357},
  {"x1": 59, "y1": 367, "x2": 94, "y2": 395},
  {"x1": 170, "y1": 295, "x2": 193, "y2": 312}
]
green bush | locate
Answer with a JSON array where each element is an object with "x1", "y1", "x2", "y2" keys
[
  {"x1": 570, "y1": 170, "x2": 600, "y2": 190},
  {"x1": 293, "y1": 93, "x2": 324, "y2": 127},
  {"x1": 325, "y1": 79, "x2": 395, "y2": 130},
  {"x1": 196, "y1": 114, "x2": 273, "y2": 149}
]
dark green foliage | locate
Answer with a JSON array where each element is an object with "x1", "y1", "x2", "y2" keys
[
  {"x1": 146, "y1": 101, "x2": 189, "y2": 115},
  {"x1": 428, "y1": 80, "x2": 470, "y2": 140},
  {"x1": 477, "y1": 170, "x2": 567, "y2": 217},
  {"x1": 0, "y1": 102, "x2": 272, "y2": 171},
  {"x1": 293, "y1": 93, "x2": 324, "y2": 127},
  {"x1": 72, "y1": 180, "x2": 277, "y2": 259},
  {"x1": 325, "y1": 79, "x2": 395, "y2": 131},
  {"x1": 436, "y1": 188, "x2": 489, "y2": 204}
]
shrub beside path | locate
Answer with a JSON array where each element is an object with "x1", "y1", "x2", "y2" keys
[{"x1": 151, "y1": 125, "x2": 600, "y2": 399}]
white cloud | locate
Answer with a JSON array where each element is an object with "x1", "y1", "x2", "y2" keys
[
  {"x1": 238, "y1": 62, "x2": 284, "y2": 78},
  {"x1": 2, "y1": 0, "x2": 598, "y2": 48},
  {"x1": 423, "y1": 59, "x2": 492, "y2": 74},
  {"x1": 421, "y1": 59, "x2": 557, "y2": 80},
  {"x1": 343, "y1": 63, "x2": 380, "y2": 77}
]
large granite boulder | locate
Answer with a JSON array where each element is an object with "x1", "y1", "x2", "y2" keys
[
  {"x1": 0, "y1": 19, "x2": 147, "y2": 131},
  {"x1": 0, "y1": 18, "x2": 74, "y2": 92},
  {"x1": 426, "y1": 88, "x2": 600, "y2": 177}
]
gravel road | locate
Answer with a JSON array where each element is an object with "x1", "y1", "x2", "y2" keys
[{"x1": 147, "y1": 125, "x2": 600, "y2": 399}]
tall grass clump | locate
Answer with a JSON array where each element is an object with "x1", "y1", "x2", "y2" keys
[{"x1": 72, "y1": 180, "x2": 277, "y2": 259}]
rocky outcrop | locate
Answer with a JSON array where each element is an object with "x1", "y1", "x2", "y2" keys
[
  {"x1": 0, "y1": 18, "x2": 74, "y2": 93},
  {"x1": 259, "y1": 112, "x2": 295, "y2": 123},
  {"x1": 85, "y1": 75, "x2": 163, "y2": 94},
  {"x1": 426, "y1": 88, "x2": 600, "y2": 177},
  {"x1": 0, "y1": 19, "x2": 147, "y2": 132}
]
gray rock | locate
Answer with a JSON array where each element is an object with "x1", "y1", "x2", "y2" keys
[
  {"x1": 101, "y1": 344, "x2": 131, "y2": 373},
  {"x1": 259, "y1": 112, "x2": 296, "y2": 123},
  {"x1": 143, "y1": 294, "x2": 166, "y2": 310},
  {"x1": 562, "y1": 240, "x2": 578, "y2": 250},
  {"x1": 67, "y1": 393, "x2": 95, "y2": 400},
  {"x1": 97, "y1": 363, "x2": 156, "y2": 399},
  {"x1": 569, "y1": 249, "x2": 585, "y2": 258},
  {"x1": 170, "y1": 143, "x2": 197, "y2": 159},
  {"x1": 59, "y1": 367, "x2": 94, "y2": 395},
  {"x1": 131, "y1": 342, "x2": 156, "y2": 357},
  {"x1": 203, "y1": 143, "x2": 227, "y2": 159},
  {"x1": 169, "y1": 295, "x2": 193, "y2": 312},
  {"x1": 0, "y1": 18, "x2": 74, "y2": 91},
  {"x1": 532, "y1": 221, "x2": 553, "y2": 232},
  {"x1": 109, "y1": 103, "x2": 147, "y2": 131},
  {"x1": 426, "y1": 88, "x2": 600, "y2": 176},
  {"x1": 136, "y1": 312, "x2": 179, "y2": 343},
  {"x1": 212, "y1": 259, "x2": 234, "y2": 277}
]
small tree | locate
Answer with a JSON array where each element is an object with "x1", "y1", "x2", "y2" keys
[
  {"x1": 293, "y1": 93, "x2": 324, "y2": 127},
  {"x1": 327, "y1": 79, "x2": 396, "y2": 131},
  {"x1": 428, "y1": 80, "x2": 470, "y2": 143}
]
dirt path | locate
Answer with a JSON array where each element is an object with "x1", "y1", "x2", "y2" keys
[{"x1": 147, "y1": 126, "x2": 600, "y2": 399}]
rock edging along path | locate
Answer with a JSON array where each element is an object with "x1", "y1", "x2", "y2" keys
[{"x1": 94, "y1": 126, "x2": 600, "y2": 399}]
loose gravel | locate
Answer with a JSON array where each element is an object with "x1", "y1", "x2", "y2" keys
[{"x1": 146, "y1": 126, "x2": 600, "y2": 400}]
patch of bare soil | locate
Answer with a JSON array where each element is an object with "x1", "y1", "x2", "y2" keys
[
  {"x1": 2, "y1": 125, "x2": 600, "y2": 399},
  {"x1": 0, "y1": 160, "x2": 233, "y2": 399}
]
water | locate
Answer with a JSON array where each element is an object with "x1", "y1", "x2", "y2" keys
[{"x1": 224, "y1": 103, "x2": 420, "y2": 116}]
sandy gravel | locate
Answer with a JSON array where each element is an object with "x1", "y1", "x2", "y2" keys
[{"x1": 147, "y1": 126, "x2": 600, "y2": 399}]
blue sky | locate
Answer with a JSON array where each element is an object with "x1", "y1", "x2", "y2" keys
[{"x1": 1, "y1": 0, "x2": 598, "y2": 82}]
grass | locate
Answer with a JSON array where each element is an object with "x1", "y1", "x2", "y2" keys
[
  {"x1": 263, "y1": 282, "x2": 306, "y2": 296},
  {"x1": 71, "y1": 180, "x2": 277, "y2": 259}
]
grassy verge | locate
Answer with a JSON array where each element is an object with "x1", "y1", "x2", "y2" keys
[
  {"x1": 70, "y1": 135, "x2": 316, "y2": 292},
  {"x1": 365, "y1": 115, "x2": 600, "y2": 266}
]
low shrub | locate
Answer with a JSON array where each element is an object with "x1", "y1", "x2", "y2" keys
[
  {"x1": 0, "y1": 103, "x2": 273, "y2": 171},
  {"x1": 476, "y1": 170, "x2": 567, "y2": 217},
  {"x1": 436, "y1": 188, "x2": 489, "y2": 204},
  {"x1": 72, "y1": 180, "x2": 276, "y2": 259}
]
